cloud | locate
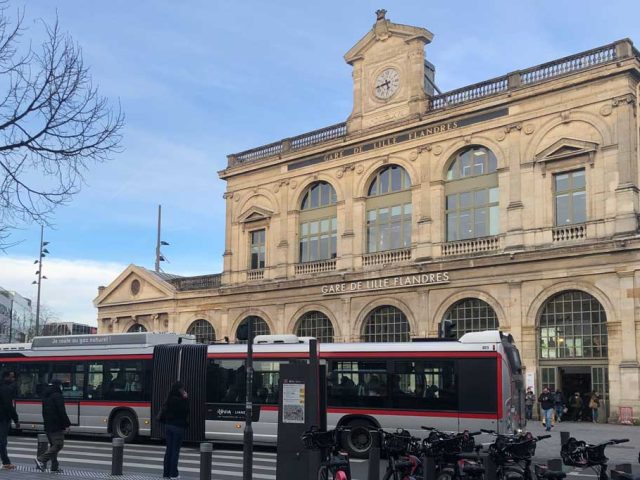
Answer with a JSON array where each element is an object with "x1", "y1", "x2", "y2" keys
[{"x1": 0, "y1": 256, "x2": 126, "y2": 327}]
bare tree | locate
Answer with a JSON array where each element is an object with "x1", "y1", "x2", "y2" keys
[
  {"x1": 25, "y1": 302, "x2": 59, "y2": 340},
  {"x1": 0, "y1": 4, "x2": 124, "y2": 248}
]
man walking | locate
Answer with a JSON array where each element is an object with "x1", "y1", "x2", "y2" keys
[
  {"x1": 525, "y1": 387, "x2": 535, "y2": 420},
  {"x1": 35, "y1": 380, "x2": 71, "y2": 473},
  {"x1": 538, "y1": 387, "x2": 554, "y2": 431},
  {"x1": 0, "y1": 371, "x2": 19, "y2": 470}
]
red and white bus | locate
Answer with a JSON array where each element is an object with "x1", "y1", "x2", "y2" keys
[{"x1": 0, "y1": 330, "x2": 524, "y2": 457}]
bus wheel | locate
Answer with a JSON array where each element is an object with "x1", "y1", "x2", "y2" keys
[
  {"x1": 112, "y1": 411, "x2": 138, "y2": 443},
  {"x1": 342, "y1": 419, "x2": 373, "y2": 459}
]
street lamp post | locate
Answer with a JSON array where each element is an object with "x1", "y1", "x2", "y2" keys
[
  {"x1": 242, "y1": 317, "x2": 254, "y2": 480},
  {"x1": 32, "y1": 225, "x2": 49, "y2": 338}
]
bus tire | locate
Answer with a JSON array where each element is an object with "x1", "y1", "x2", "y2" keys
[
  {"x1": 111, "y1": 410, "x2": 138, "y2": 443},
  {"x1": 342, "y1": 419, "x2": 374, "y2": 459}
]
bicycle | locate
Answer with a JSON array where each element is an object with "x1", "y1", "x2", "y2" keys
[
  {"x1": 377, "y1": 428, "x2": 422, "y2": 480},
  {"x1": 420, "y1": 426, "x2": 483, "y2": 480},
  {"x1": 560, "y1": 437, "x2": 630, "y2": 480},
  {"x1": 301, "y1": 426, "x2": 352, "y2": 480}
]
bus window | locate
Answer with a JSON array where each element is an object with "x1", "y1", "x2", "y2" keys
[
  {"x1": 87, "y1": 362, "x2": 103, "y2": 399},
  {"x1": 15, "y1": 363, "x2": 48, "y2": 399},
  {"x1": 51, "y1": 363, "x2": 85, "y2": 399},
  {"x1": 391, "y1": 360, "x2": 457, "y2": 411},
  {"x1": 458, "y1": 358, "x2": 498, "y2": 413},
  {"x1": 100, "y1": 360, "x2": 147, "y2": 401},
  {"x1": 254, "y1": 361, "x2": 285, "y2": 405},
  {"x1": 328, "y1": 360, "x2": 387, "y2": 408}
]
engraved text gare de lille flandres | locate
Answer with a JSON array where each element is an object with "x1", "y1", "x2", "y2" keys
[{"x1": 321, "y1": 271, "x2": 450, "y2": 295}]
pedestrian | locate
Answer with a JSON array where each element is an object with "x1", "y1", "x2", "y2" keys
[
  {"x1": 0, "y1": 371, "x2": 20, "y2": 470},
  {"x1": 538, "y1": 387, "x2": 554, "y2": 431},
  {"x1": 569, "y1": 392, "x2": 583, "y2": 421},
  {"x1": 525, "y1": 387, "x2": 535, "y2": 420},
  {"x1": 35, "y1": 379, "x2": 71, "y2": 473},
  {"x1": 554, "y1": 389, "x2": 565, "y2": 422},
  {"x1": 160, "y1": 381, "x2": 190, "y2": 480},
  {"x1": 588, "y1": 391, "x2": 600, "y2": 423}
]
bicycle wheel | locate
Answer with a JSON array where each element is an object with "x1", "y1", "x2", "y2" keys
[
  {"x1": 317, "y1": 465, "x2": 329, "y2": 480},
  {"x1": 382, "y1": 468, "x2": 401, "y2": 480}
]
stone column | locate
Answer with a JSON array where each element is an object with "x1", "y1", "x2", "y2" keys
[
  {"x1": 613, "y1": 94, "x2": 639, "y2": 234},
  {"x1": 337, "y1": 166, "x2": 355, "y2": 271},
  {"x1": 222, "y1": 192, "x2": 234, "y2": 285},
  {"x1": 275, "y1": 180, "x2": 289, "y2": 279},
  {"x1": 504, "y1": 124, "x2": 524, "y2": 250},
  {"x1": 415, "y1": 148, "x2": 432, "y2": 260}
]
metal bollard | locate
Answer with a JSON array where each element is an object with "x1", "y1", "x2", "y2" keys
[
  {"x1": 199, "y1": 442, "x2": 213, "y2": 480},
  {"x1": 560, "y1": 431, "x2": 570, "y2": 446},
  {"x1": 484, "y1": 453, "x2": 497, "y2": 480},
  {"x1": 111, "y1": 437, "x2": 124, "y2": 476},
  {"x1": 37, "y1": 434, "x2": 48, "y2": 457},
  {"x1": 366, "y1": 430, "x2": 381, "y2": 480},
  {"x1": 547, "y1": 458, "x2": 563, "y2": 471},
  {"x1": 422, "y1": 455, "x2": 436, "y2": 480}
]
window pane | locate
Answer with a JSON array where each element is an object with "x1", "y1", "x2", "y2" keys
[
  {"x1": 556, "y1": 194, "x2": 569, "y2": 225},
  {"x1": 489, "y1": 206, "x2": 499, "y2": 235},
  {"x1": 459, "y1": 211, "x2": 471, "y2": 239},
  {"x1": 380, "y1": 170, "x2": 389, "y2": 193},
  {"x1": 555, "y1": 173, "x2": 569, "y2": 192},
  {"x1": 391, "y1": 167, "x2": 402, "y2": 191},
  {"x1": 475, "y1": 189, "x2": 488, "y2": 205},
  {"x1": 572, "y1": 170, "x2": 586, "y2": 189},
  {"x1": 446, "y1": 194, "x2": 457, "y2": 210},
  {"x1": 447, "y1": 213, "x2": 458, "y2": 241},
  {"x1": 444, "y1": 298, "x2": 499, "y2": 338},
  {"x1": 489, "y1": 187, "x2": 499, "y2": 203},
  {"x1": 460, "y1": 192, "x2": 472, "y2": 209},
  {"x1": 475, "y1": 208, "x2": 487, "y2": 237},
  {"x1": 573, "y1": 191, "x2": 586, "y2": 223}
]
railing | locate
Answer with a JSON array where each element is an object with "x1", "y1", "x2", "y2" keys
[
  {"x1": 290, "y1": 123, "x2": 347, "y2": 150},
  {"x1": 170, "y1": 274, "x2": 222, "y2": 291},
  {"x1": 362, "y1": 248, "x2": 411, "y2": 267},
  {"x1": 247, "y1": 269, "x2": 264, "y2": 281},
  {"x1": 295, "y1": 259, "x2": 337, "y2": 275},
  {"x1": 441, "y1": 236, "x2": 500, "y2": 256},
  {"x1": 430, "y1": 76, "x2": 509, "y2": 110},
  {"x1": 552, "y1": 224, "x2": 587, "y2": 242},
  {"x1": 520, "y1": 43, "x2": 617, "y2": 85}
]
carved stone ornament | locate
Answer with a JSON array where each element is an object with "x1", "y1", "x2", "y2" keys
[
  {"x1": 222, "y1": 191, "x2": 234, "y2": 200},
  {"x1": 433, "y1": 145, "x2": 443, "y2": 156},
  {"x1": 356, "y1": 164, "x2": 364, "y2": 174},
  {"x1": 273, "y1": 184, "x2": 280, "y2": 193},
  {"x1": 463, "y1": 135, "x2": 472, "y2": 144},
  {"x1": 290, "y1": 180, "x2": 298, "y2": 189},
  {"x1": 496, "y1": 131, "x2": 507, "y2": 142},
  {"x1": 336, "y1": 169, "x2": 344, "y2": 179},
  {"x1": 560, "y1": 111, "x2": 571, "y2": 123},
  {"x1": 599, "y1": 104, "x2": 613, "y2": 116},
  {"x1": 408, "y1": 150, "x2": 419, "y2": 162},
  {"x1": 523, "y1": 123, "x2": 535, "y2": 135}
]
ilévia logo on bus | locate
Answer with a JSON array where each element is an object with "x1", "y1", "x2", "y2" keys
[{"x1": 320, "y1": 271, "x2": 450, "y2": 295}]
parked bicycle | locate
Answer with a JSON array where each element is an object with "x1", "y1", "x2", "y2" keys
[
  {"x1": 560, "y1": 437, "x2": 629, "y2": 480},
  {"x1": 301, "y1": 426, "x2": 352, "y2": 480},
  {"x1": 377, "y1": 428, "x2": 422, "y2": 480},
  {"x1": 420, "y1": 426, "x2": 483, "y2": 480}
]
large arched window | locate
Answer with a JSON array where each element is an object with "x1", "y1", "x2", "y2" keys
[
  {"x1": 236, "y1": 316, "x2": 271, "y2": 343},
  {"x1": 445, "y1": 146, "x2": 499, "y2": 241},
  {"x1": 366, "y1": 165, "x2": 412, "y2": 253},
  {"x1": 539, "y1": 290, "x2": 607, "y2": 359},
  {"x1": 361, "y1": 305, "x2": 410, "y2": 342},
  {"x1": 127, "y1": 324, "x2": 147, "y2": 333},
  {"x1": 187, "y1": 319, "x2": 216, "y2": 344},
  {"x1": 443, "y1": 298, "x2": 499, "y2": 338},
  {"x1": 295, "y1": 311, "x2": 334, "y2": 343},
  {"x1": 299, "y1": 182, "x2": 337, "y2": 263}
]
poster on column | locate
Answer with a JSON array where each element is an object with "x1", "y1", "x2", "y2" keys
[
  {"x1": 282, "y1": 381, "x2": 305, "y2": 424},
  {"x1": 526, "y1": 372, "x2": 535, "y2": 392}
]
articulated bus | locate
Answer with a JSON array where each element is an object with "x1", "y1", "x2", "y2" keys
[{"x1": 0, "y1": 330, "x2": 524, "y2": 457}]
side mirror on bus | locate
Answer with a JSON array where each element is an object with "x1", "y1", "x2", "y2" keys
[{"x1": 438, "y1": 320, "x2": 456, "y2": 339}]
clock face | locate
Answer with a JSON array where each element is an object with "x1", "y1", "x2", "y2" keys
[{"x1": 374, "y1": 68, "x2": 400, "y2": 100}]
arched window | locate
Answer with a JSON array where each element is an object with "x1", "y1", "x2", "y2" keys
[
  {"x1": 362, "y1": 306, "x2": 410, "y2": 342},
  {"x1": 445, "y1": 146, "x2": 499, "y2": 241},
  {"x1": 299, "y1": 182, "x2": 338, "y2": 263},
  {"x1": 539, "y1": 290, "x2": 607, "y2": 359},
  {"x1": 366, "y1": 165, "x2": 412, "y2": 253},
  {"x1": 443, "y1": 298, "x2": 499, "y2": 338},
  {"x1": 236, "y1": 316, "x2": 271, "y2": 343},
  {"x1": 187, "y1": 319, "x2": 216, "y2": 344},
  {"x1": 295, "y1": 311, "x2": 334, "y2": 343},
  {"x1": 127, "y1": 324, "x2": 147, "y2": 333}
]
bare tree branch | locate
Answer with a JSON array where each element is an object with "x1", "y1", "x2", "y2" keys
[{"x1": 0, "y1": 4, "x2": 124, "y2": 249}]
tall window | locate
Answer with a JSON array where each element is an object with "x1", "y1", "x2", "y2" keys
[
  {"x1": 361, "y1": 306, "x2": 410, "y2": 342},
  {"x1": 539, "y1": 290, "x2": 607, "y2": 359},
  {"x1": 445, "y1": 146, "x2": 499, "y2": 241},
  {"x1": 554, "y1": 169, "x2": 586, "y2": 225},
  {"x1": 299, "y1": 182, "x2": 337, "y2": 262},
  {"x1": 443, "y1": 298, "x2": 499, "y2": 338},
  {"x1": 249, "y1": 229, "x2": 266, "y2": 270},
  {"x1": 127, "y1": 324, "x2": 147, "y2": 333},
  {"x1": 236, "y1": 316, "x2": 271, "y2": 343},
  {"x1": 366, "y1": 165, "x2": 412, "y2": 253},
  {"x1": 187, "y1": 319, "x2": 216, "y2": 344},
  {"x1": 295, "y1": 311, "x2": 334, "y2": 343}
]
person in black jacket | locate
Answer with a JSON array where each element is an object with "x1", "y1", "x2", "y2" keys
[
  {"x1": 34, "y1": 380, "x2": 71, "y2": 473},
  {"x1": 538, "y1": 387, "x2": 554, "y2": 432},
  {"x1": 0, "y1": 371, "x2": 20, "y2": 470},
  {"x1": 160, "y1": 381, "x2": 190, "y2": 480}
]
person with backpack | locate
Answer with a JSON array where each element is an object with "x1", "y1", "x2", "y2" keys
[
  {"x1": 0, "y1": 371, "x2": 19, "y2": 470},
  {"x1": 34, "y1": 379, "x2": 71, "y2": 473},
  {"x1": 538, "y1": 387, "x2": 554, "y2": 431},
  {"x1": 159, "y1": 381, "x2": 190, "y2": 480}
]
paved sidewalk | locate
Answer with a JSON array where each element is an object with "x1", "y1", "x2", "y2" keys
[{"x1": 0, "y1": 464, "x2": 159, "y2": 480}]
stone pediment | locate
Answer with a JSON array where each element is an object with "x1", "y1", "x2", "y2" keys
[
  {"x1": 94, "y1": 265, "x2": 176, "y2": 307},
  {"x1": 534, "y1": 138, "x2": 598, "y2": 175},
  {"x1": 344, "y1": 13, "x2": 433, "y2": 65},
  {"x1": 237, "y1": 206, "x2": 274, "y2": 224}
]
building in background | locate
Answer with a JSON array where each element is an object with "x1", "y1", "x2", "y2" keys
[
  {"x1": 0, "y1": 288, "x2": 32, "y2": 343},
  {"x1": 41, "y1": 322, "x2": 97, "y2": 336},
  {"x1": 95, "y1": 12, "x2": 640, "y2": 421}
]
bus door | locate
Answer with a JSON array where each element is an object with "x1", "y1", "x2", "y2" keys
[{"x1": 151, "y1": 344, "x2": 207, "y2": 441}]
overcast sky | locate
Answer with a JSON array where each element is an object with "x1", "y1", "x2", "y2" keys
[{"x1": 1, "y1": 0, "x2": 638, "y2": 326}]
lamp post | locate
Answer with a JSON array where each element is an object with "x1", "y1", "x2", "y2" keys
[
  {"x1": 236, "y1": 317, "x2": 254, "y2": 480},
  {"x1": 155, "y1": 204, "x2": 170, "y2": 272},
  {"x1": 32, "y1": 225, "x2": 49, "y2": 337}
]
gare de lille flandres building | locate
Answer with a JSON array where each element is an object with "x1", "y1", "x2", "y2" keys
[{"x1": 96, "y1": 12, "x2": 640, "y2": 422}]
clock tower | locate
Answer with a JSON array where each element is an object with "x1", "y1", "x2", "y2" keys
[{"x1": 345, "y1": 10, "x2": 435, "y2": 132}]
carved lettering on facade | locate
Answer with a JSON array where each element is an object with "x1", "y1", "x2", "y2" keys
[{"x1": 321, "y1": 271, "x2": 450, "y2": 295}]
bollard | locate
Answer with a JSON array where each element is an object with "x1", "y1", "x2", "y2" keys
[
  {"x1": 547, "y1": 458, "x2": 563, "y2": 471},
  {"x1": 366, "y1": 430, "x2": 380, "y2": 480},
  {"x1": 560, "y1": 431, "x2": 570, "y2": 446},
  {"x1": 37, "y1": 434, "x2": 48, "y2": 458},
  {"x1": 615, "y1": 464, "x2": 632, "y2": 474},
  {"x1": 484, "y1": 453, "x2": 497, "y2": 480},
  {"x1": 111, "y1": 437, "x2": 124, "y2": 476},
  {"x1": 199, "y1": 442, "x2": 213, "y2": 480},
  {"x1": 422, "y1": 455, "x2": 436, "y2": 480}
]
